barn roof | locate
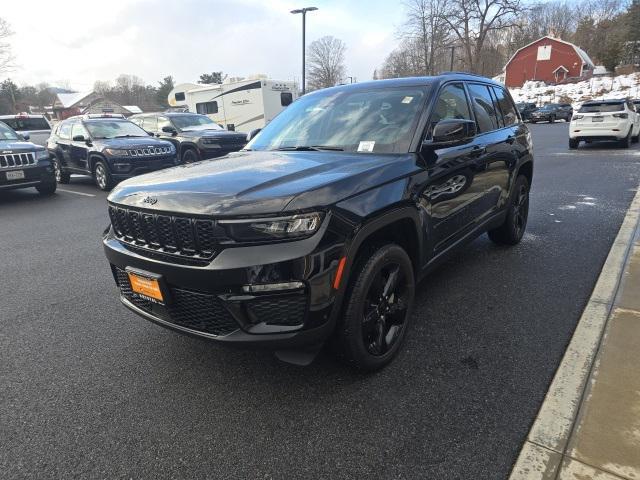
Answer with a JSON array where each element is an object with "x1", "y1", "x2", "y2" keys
[
  {"x1": 55, "y1": 90, "x2": 95, "y2": 108},
  {"x1": 505, "y1": 36, "x2": 595, "y2": 69}
]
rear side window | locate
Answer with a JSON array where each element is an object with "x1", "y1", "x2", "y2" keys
[
  {"x1": 58, "y1": 122, "x2": 72, "y2": 139},
  {"x1": 428, "y1": 83, "x2": 471, "y2": 137},
  {"x1": 174, "y1": 92, "x2": 185, "y2": 102},
  {"x1": 281, "y1": 92, "x2": 293, "y2": 107},
  {"x1": 196, "y1": 101, "x2": 218, "y2": 114},
  {"x1": 1, "y1": 117, "x2": 50, "y2": 131},
  {"x1": 492, "y1": 87, "x2": 519, "y2": 126},
  {"x1": 142, "y1": 117, "x2": 158, "y2": 131},
  {"x1": 468, "y1": 84, "x2": 499, "y2": 133}
]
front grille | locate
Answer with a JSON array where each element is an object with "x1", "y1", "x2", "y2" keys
[
  {"x1": 128, "y1": 146, "x2": 172, "y2": 156},
  {"x1": 115, "y1": 268, "x2": 239, "y2": 336},
  {"x1": 0, "y1": 152, "x2": 35, "y2": 169},
  {"x1": 108, "y1": 205, "x2": 230, "y2": 259},
  {"x1": 248, "y1": 295, "x2": 307, "y2": 326}
]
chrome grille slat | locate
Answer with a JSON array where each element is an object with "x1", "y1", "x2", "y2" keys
[
  {"x1": 127, "y1": 146, "x2": 171, "y2": 156},
  {"x1": 0, "y1": 152, "x2": 35, "y2": 169},
  {"x1": 109, "y1": 206, "x2": 225, "y2": 260}
]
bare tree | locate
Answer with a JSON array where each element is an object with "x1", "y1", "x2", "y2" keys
[
  {"x1": 0, "y1": 18, "x2": 14, "y2": 75},
  {"x1": 401, "y1": 0, "x2": 451, "y2": 75},
  {"x1": 306, "y1": 36, "x2": 347, "y2": 91},
  {"x1": 440, "y1": 0, "x2": 523, "y2": 72}
]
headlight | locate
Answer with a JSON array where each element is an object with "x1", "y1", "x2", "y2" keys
[
  {"x1": 220, "y1": 212, "x2": 323, "y2": 242},
  {"x1": 201, "y1": 138, "x2": 221, "y2": 145},
  {"x1": 104, "y1": 148, "x2": 129, "y2": 156},
  {"x1": 34, "y1": 150, "x2": 49, "y2": 160}
]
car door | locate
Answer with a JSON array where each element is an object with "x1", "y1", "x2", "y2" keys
[
  {"x1": 69, "y1": 121, "x2": 90, "y2": 172},
  {"x1": 419, "y1": 82, "x2": 494, "y2": 251},
  {"x1": 55, "y1": 121, "x2": 73, "y2": 169}
]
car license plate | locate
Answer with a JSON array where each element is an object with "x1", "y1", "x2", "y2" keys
[
  {"x1": 592, "y1": 117, "x2": 604, "y2": 122},
  {"x1": 6, "y1": 170, "x2": 25, "y2": 180},
  {"x1": 128, "y1": 271, "x2": 164, "y2": 303}
]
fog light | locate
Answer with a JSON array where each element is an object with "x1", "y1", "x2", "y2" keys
[
  {"x1": 242, "y1": 282, "x2": 304, "y2": 293},
  {"x1": 113, "y1": 163, "x2": 130, "y2": 172}
]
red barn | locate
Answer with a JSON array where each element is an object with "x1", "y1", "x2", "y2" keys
[{"x1": 504, "y1": 36, "x2": 594, "y2": 88}]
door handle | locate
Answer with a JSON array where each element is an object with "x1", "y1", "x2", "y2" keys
[{"x1": 470, "y1": 145, "x2": 486, "y2": 157}]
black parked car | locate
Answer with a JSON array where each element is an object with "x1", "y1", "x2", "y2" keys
[
  {"x1": 130, "y1": 112, "x2": 247, "y2": 164},
  {"x1": 47, "y1": 115, "x2": 178, "y2": 190},
  {"x1": 0, "y1": 121, "x2": 56, "y2": 195},
  {"x1": 104, "y1": 73, "x2": 533, "y2": 371},
  {"x1": 516, "y1": 102, "x2": 537, "y2": 121},
  {"x1": 529, "y1": 103, "x2": 573, "y2": 123}
]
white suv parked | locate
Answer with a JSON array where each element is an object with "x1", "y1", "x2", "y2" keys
[{"x1": 569, "y1": 99, "x2": 640, "y2": 149}]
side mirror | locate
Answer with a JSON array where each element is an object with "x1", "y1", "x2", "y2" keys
[
  {"x1": 424, "y1": 119, "x2": 477, "y2": 148},
  {"x1": 162, "y1": 125, "x2": 177, "y2": 135},
  {"x1": 21, "y1": 133, "x2": 30, "y2": 141},
  {"x1": 246, "y1": 128, "x2": 261, "y2": 142},
  {"x1": 72, "y1": 134, "x2": 85, "y2": 142},
  {"x1": 147, "y1": 130, "x2": 154, "y2": 136}
]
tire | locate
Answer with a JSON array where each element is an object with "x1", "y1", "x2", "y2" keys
[
  {"x1": 93, "y1": 160, "x2": 113, "y2": 191},
  {"x1": 181, "y1": 148, "x2": 199, "y2": 164},
  {"x1": 52, "y1": 156, "x2": 70, "y2": 184},
  {"x1": 632, "y1": 134, "x2": 639, "y2": 144},
  {"x1": 488, "y1": 175, "x2": 530, "y2": 246},
  {"x1": 548, "y1": 115, "x2": 555, "y2": 124},
  {"x1": 569, "y1": 138, "x2": 579, "y2": 149},
  {"x1": 35, "y1": 181, "x2": 57, "y2": 196},
  {"x1": 619, "y1": 129, "x2": 632, "y2": 149},
  {"x1": 334, "y1": 243, "x2": 415, "y2": 372}
]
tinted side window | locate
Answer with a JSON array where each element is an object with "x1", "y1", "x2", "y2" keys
[
  {"x1": 281, "y1": 92, "x2": 293, "y2": 107},
  {"x1": 468, "y1": 84, "x2": 499, "y2": 133},
  {"x1": 58, "y1": 122, "x2": 72, "y2": 140},
  {"x1": 196, "y1": 101, "x2": 218, "y2": 114},
  {"x1": 428, "y1": 83, "x2": 471, "y2": 137},
  {"x1": 143, "y1": 117, "x2": 158, "y2": 131},
  {"x1": 492, "y1": 86, "x2": 519, "y2": 126}
]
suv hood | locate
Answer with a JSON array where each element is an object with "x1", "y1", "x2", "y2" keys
[
  {"x1": 108, "y1": 150, "x2": 418, "y2": 216},
  {"x1": 0, "y1": 140, "x2": 43, "y2": 151},
  {"x1": 98, "y1": 137, "x2": 173, "y2": 148},
  {"x1": 181, "y1": 128, "x2": 247, "y2": 139}
]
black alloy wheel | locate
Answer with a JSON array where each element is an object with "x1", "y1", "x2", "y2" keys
[
  {"x1": 488, "y1": 174, "x2": 530, "y2": 245},
  {"x1": 52, "y1": 157, "x2": 70, "y2": 184}
]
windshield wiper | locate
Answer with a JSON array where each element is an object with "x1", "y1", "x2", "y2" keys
[
  {"x1": 112, "y1": 134, "x2": 145, "y2": 139},
  {"x1": 272, "y1": 145, "x2": 344, "y2": 151}
]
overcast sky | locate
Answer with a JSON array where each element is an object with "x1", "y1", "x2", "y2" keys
[{"x1": 2, "y1": 0, "x2": 405, "y2": 91}]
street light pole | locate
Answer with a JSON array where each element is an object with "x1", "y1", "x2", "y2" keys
[{"x1": 291, "y1": 6, "x2": 318, "y2": 95}]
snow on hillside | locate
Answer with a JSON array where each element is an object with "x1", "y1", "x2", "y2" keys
[{"x1": 508, "y1": 73, "x2": 640, "y2": 107}]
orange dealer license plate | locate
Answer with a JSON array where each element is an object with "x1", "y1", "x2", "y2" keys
[{"x1": 128, "y1": 270, "x2": 165, "y2": 304}]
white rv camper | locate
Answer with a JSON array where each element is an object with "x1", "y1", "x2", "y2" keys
[{"x1": 168, "y1": 77, "x2": 297, "y2": 132}]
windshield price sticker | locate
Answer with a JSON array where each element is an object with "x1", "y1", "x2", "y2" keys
[{"x1": 357, "y1": 141, "x2": 375, "y2": 152}]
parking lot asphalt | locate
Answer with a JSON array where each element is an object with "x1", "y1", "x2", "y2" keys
[{"x1": 2, "y1": 123, "x2": 640, "y2": 480}]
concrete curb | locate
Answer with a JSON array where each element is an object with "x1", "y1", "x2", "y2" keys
[{"x1": 509, "y1": 185, "x2": 640, "y2": 479}]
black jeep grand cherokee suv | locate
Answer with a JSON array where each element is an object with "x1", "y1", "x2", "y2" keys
[
  {"x1": 130, "y1": 112, "x2": 247, "y2": 163},
  {"x1": 104, "y1": 74, "x2": 533, "y2": 371},
  {"x1": 0, "y1": 121, "x2": 56, "y2": 195},
  {"x1": 47, "y1": 116, "x2": 177, "y2": 190}
]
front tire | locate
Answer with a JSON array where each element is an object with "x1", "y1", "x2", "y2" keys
[
  {"x1": 181, "y1": 148, "x2": 200, "y2": 164},
  {"x1": 35, "y1": 181, "x2": 56, "y2": 196},
  {"x1": 548, "y1": 115, "x2": 555, "y2": 124},
  {"x1": 334, "y1": 244, "x2": 415, "y2": 371},
  {"x1": 52, "y1": 157, "x2": 70, "y2": 184},
  {"x1": 93, "y1": 160, "x2": 113, "y2": 191},
  {"x1": 488, "y1": 175, "x2": 530, "y2": 245}
]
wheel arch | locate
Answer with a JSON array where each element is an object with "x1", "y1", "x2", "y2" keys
[
  {"x1": 516, "y1": 160, "x2": 533, "y2": 188},
  {"x1": 88, "y1": 153, "x2": 108, "y2": 173}
]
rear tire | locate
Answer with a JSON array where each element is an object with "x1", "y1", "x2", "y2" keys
[
  {"x1": 93, "y1": 160, "x2": 113, "y2": 191},
  {"x1": 619, "y1": 129, "x2": 632, "y2": 149},
  {"x1": 488, "y1": 175, "x2": 530, "y2": 246},
  {"x1": 569, "y1": 138, "x2": 579, "y2": 149},
  {"x1": 52, "y1": 157, "x2": 70, "y2": 184},
  {"x1": 334, "y1": 243, "x2": 415, "y2": 372},
  {"x1": 632, "y1": 134, "x2": 639, "y2": 144},
  {"x1": 35, "y1": 181, "x2": 56, "y2": 196}
]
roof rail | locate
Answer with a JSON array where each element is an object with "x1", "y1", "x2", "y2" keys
[{"x1": 437, "y1": 71, "x2": 487, "y2": 78}]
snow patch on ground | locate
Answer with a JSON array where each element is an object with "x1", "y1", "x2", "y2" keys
[{"x1": 509, "y1": 73, "x2": 640, "y2": 108}]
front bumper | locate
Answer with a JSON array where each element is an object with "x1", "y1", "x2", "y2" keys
[
  {"x1": 109, "y1": 155, "x2": 179, "y2": 180},
  {"x1": 103, "y1": 220, "x2": 345, "y2": 348},
  {"x1": 0, "y1": 162, "x2": 55, "y2": 191},
  {"x1": 198, "y1": 145, "x2": 246, "y2": 160}
]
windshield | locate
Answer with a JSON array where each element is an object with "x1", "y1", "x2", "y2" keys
[
  {"x1": 248, "y1": 86, "x2": 429, "y2": 154},
  {"x1": 172, "y1": 115, "x2": 222, "y2": 130},
  {"x1": 578, "y1": 102, "x2": 624, "y2": 113},
  {"x1": 1, "y1": 117, "x2": 50, "y2": 131},
  {"x1": 539, "y1": 104, "x2": 557, "y2": 110},
  {"x1": 84, "y1": 120, "x2": 149, "y2": 139},
  {"x1": 0, "y1": 122, "x2": 20, "y2": 140}
]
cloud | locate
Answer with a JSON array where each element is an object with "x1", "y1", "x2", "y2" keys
[{"x1": 2, "y1": 0, "x2": 404, "y2": 90}]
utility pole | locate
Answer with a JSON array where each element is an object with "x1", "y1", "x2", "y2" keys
[
  {"x1": 290, "y1": 7, "x2": 318, "y2": 95},
  {"x1": 449, "y1": 46, "x2": 455, "y2": 71}
]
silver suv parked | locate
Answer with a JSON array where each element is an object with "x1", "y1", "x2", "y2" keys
[{"x1": 0, "y1": 114, "x2": 52, "y2": 146}]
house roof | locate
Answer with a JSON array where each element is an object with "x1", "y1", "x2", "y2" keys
[
  {"x1": 55, "y1": 90, "x2": 95, "y2": 108},
  {"x1": 552, "y1": 65, "x2": 569, "y2": 73},
  {"x1": 505, "y1": 36, "x2": 595, "y2": 69},
  {"x1": 122, "y1": 105, "x2": 142, "y2": 114}
]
